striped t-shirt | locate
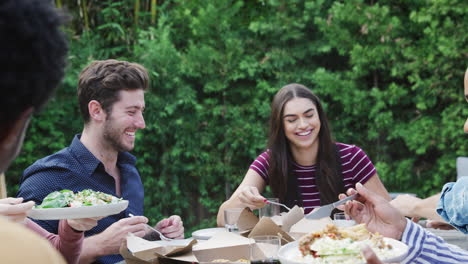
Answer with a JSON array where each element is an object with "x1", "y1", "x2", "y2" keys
[{"x1": 249, "y1": 142, "x2": 376, "y2": 213}]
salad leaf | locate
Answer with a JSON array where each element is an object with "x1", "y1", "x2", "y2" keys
[
  {"x1": 35, "y1": 190, "x2": 74, "y2": 209},
  {"x1": 35, "y1": 189, "x2": 122, "y2": 209}
]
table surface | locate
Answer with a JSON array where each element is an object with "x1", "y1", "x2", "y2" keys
[{"x1": 427, "y1": 228, "x2": 467, "y2": 249}]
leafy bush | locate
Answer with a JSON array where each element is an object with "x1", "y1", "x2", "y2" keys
[{"x1": 7, "y1": 0, "x2": 467, "y2": 235}]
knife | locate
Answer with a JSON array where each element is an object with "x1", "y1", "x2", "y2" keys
[{"x1": 305, "y1": 193, "x2": 358, "y2": 220}]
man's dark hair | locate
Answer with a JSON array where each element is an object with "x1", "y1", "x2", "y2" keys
[
  {"x1": 77, "y1": 59, "x2": 149, "y2": 123},
  {"x1": 0, "y1": 0, "x2": 68, "y2": 130}
]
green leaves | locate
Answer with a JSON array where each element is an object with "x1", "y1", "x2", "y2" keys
[
  {"x1": 35, "y1": 190, "x2": 74, "y2": 209},
  {"x1": 6, "y1": 0, "x2": 466, "y2": 235}
]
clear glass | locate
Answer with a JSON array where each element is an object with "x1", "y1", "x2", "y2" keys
[
  {"x1": 333, "y1": 212, "x2": 356, "y2": 227},
  {"x1": 224, "y1": 208, "x2": 243, "y2": 232},
  {"x1": 259, "y1": 198, "x2": 280, "y2": 219},
  {"x1": 250, "y1": 235, "x2": 281, "y2": 264}
]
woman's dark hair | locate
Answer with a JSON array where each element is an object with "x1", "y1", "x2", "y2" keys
[{"x1": 267, "y1": 83, "x2": 344, "y2": 208}]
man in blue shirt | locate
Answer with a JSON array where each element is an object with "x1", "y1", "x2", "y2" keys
[{"x1": 18, "y1": 60, "x2": 185, "y2": 264}]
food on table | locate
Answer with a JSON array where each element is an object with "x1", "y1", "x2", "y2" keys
[
  {"x1": 35, "y1": 189, "x2": 122, "y2": 209},
  {"x1": 297, "y1": 224, "x2": 399, "y2": 263},
  {"x1": 211, "y1": 259, "x2": 249, "y2": 263}
]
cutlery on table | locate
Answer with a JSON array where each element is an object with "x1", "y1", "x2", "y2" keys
[
  {"x1": 305, "y1": 193, "x2": 358, "y2": 220},
  {"x1": 264, "y1": 199, "x2": 291, "y2": 211},
  {"x1": 129, "y1": 213, "x2": 173, "y2": 241}
]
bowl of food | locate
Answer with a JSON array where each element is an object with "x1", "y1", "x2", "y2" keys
[{"x1": 278, "y1": 224, "x2": 408, "y2": 264}]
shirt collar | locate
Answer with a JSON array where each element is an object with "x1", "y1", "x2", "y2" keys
[{"x1": 69, "y1": 134, "x2": 137, "y2": 176}]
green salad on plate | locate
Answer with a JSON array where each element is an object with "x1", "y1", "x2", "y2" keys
[{"x1": 35, "y1": 189, "x2": 122, "y2": 209}]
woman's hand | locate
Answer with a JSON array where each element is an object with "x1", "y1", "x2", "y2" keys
[
  {"x1": 237, "y1": 186, "x2": 266, "y2": 210},
  {"x1": 0, "y1": 197, "x2": 35, "y2": 224}
]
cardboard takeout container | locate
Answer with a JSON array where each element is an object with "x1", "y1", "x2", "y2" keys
[
  {"x1": 192, "y1": 231, "x2": 253, "y2": 262},
  {"x1": 240, "y1": 205, "x2": 333, "y2": 242},
  {"x1": 121, "y1": 206, "x2": 333, "y2": 264},
  {"x1": 121, "y1": 233, "x2": 197, "y2": 264}
]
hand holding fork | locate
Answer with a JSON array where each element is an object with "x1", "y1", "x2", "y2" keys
[{"x1": 129, "y1": 214, "x2": 184, "y2": 241}]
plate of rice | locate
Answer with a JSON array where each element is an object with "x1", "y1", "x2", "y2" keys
[{"x1": 278, "y1": 224, "x2": 408, "y2": 264}]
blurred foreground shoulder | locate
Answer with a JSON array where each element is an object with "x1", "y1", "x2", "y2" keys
[{"x1": 0, "y1": 217, "x2": 65, "y2": 263}]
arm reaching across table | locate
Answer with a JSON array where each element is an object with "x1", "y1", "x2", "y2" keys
[{"x1": 342, "y1": 183, "x2": 468, "y2": 264}]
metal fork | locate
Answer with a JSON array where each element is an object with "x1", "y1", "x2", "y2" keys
[
  {"x1": 265, "y1": 199, "x2": 292, "y2": 211},
  {"x1": 129, "y1": 213, "x2": 173, "y2": 241}
]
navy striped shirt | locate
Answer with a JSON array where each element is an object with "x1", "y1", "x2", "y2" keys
[
  {"x1": 249, "y1": 142, "x2": 376, "y2": 213},
  {"x1": 402, "y1": 219, "x2": 468, "y2": 263}
]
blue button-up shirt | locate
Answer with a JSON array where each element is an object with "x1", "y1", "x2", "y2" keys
[{"x1": 18, "y1": 134, "x2": 144, "y2": 264}]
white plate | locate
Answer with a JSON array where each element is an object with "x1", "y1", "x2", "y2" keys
[
  {"x1": 27, "y1": 200, "x2": 129, "y2": 220},
  {"x1": 192, "y1": 227, "x2": 227, "y2": 240},
  {"x1": 156, "y1": 238, "x2": 194, "y2": 247},
  {"x1": 278, "y1": 238, "x2": 408, "y2": 264}
]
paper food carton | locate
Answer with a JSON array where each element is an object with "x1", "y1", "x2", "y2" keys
[
  {"x1": 192, "y1": 231, "x2": 253, "y2": 262},
  {"x1": 241, "y1": 205, "x2": 334, "y2": 242},
  {"x1": 236, "y1": 208, "x2": 259, "y2": 231},
  {"x1": 121, "y1": 233, "x2": 197, "y2": 264},
  {"x1": 247, "y1": 217, "x2": 294, "y2": 245},
  {"x1": 279, "y1": 205, "x2": 304, "y2": 232}
]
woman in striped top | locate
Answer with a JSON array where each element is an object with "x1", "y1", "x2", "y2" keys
[{"x1": 217, "y1": 83, "x2": 390, "y2": 225}]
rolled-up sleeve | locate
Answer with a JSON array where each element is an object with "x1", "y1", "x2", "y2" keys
[{"x1": 437, "y1": 177, "x2": 468, "y2": 234}]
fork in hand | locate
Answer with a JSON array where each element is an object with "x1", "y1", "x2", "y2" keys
[
  {"x1": 264, "y1": 199, "x2": 292, "y2": 211},
  {"x1": 129, "y1": 213, "x2": 173, "y2": 241}
]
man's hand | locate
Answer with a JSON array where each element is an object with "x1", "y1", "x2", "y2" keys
[
  {"x1": 238, "y1": 186, "x2": 266, "y2": 210},
  {"x1": 81, "y1": 215, "x2": 148, "y2": 260},
  {"x1": 0, "y1": 197, "x2": 35, "y2": 224},
  {"x1": 155, "y1": 215, "x2": 184, "y2": 239},
  {"x1": 67, "y1": 217, "x2": 102, "y2": 232},
  {"x1": 340, "y1": 183, "x2": 407, "y2": 240}
]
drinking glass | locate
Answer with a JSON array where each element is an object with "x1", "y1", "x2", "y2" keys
[
  {"x1": 259, "y1": 198, "x2": 280, "y2": 219},
  {"x1": 250, "y1": 235, "x2": 281, "y2": 264},
  {"x1": 224, "y1": 208, "x2": 243, "y2": 232},
  {"x1": 333, "y1": 212, "x2": 356, "y2": 227}
]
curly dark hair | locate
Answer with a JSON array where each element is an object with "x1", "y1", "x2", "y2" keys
[{"x1": 0, "y1": 0, "x2": 68, "y2": 128}]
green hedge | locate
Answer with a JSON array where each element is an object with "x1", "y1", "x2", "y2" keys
[{"x1": 7, "y1": 0, "x2": 467, "y2": 234}]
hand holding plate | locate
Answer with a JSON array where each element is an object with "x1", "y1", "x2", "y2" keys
[
  {"x1": 67, "y1": 216, "x2": 103, "y2": 232},
  {"x1": 0, "y1": 197, "x2": 34, "y2": 224}
]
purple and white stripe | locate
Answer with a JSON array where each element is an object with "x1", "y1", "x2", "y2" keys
[{"x1": 249, "y1": 142, "x2": 376, "y2": 213}]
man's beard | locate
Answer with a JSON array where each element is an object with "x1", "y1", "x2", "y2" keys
[{"x1": 102, "y1": 117, "x2": 133, "y2": 153}]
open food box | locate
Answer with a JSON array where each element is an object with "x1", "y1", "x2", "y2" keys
[{"x1": 122, "y1": 206, "x2": 334, "y2": 264}]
